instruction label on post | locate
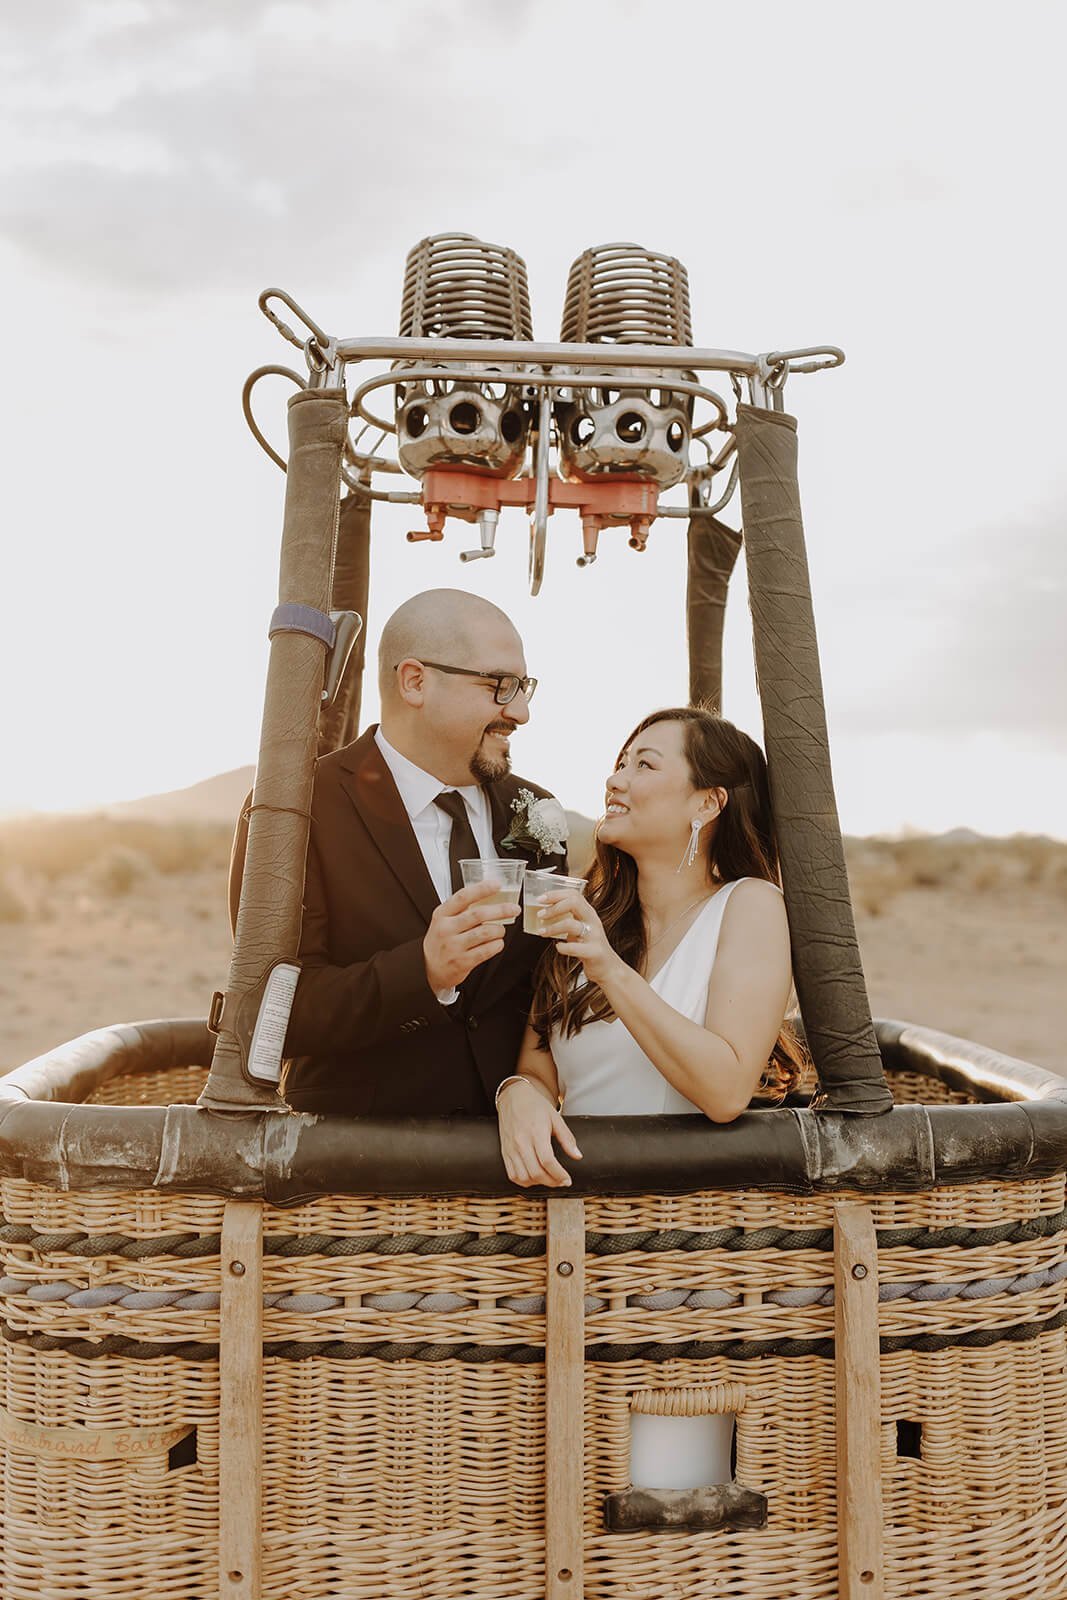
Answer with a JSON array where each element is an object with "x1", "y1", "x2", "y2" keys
[{"x1": 248, "y1": 962, "x2": 301, "y2": 1084}]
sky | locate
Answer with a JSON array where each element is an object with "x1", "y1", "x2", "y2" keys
[{"x1": 1, "y1": 0, "x2": 1065, "y2": 836}]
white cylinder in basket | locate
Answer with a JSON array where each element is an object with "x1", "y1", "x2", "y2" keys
[{"x1": 630, "y1": 1411, "x2": 735, "y2": 1490}]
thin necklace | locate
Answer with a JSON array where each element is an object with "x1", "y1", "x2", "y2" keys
[{"x1": 646, "y1": 890, "x2": 715, "y2": 949}]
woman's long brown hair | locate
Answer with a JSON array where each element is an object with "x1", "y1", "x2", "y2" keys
[{"x1": 530, "y1": 707, "x2": 807, "y2": 1100}]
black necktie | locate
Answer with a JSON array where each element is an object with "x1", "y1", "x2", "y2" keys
[{"x1": 433, "y1": 790, "x2": 481, "y2": 895}]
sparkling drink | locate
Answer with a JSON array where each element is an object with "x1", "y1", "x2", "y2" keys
[
  {"x1": 523, "y1": 871, "x2": 589, "y2": 936},
  {"x1": 458, "y1": 859, "x2": 526, "y2": 921}
]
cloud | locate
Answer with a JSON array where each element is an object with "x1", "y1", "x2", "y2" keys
[
  {"x1": 0, "y1": 1, "x2": 547, "y2": 294},
  {"x1": 835, "y1": 504, "x2": 1067, "y2": 744}
]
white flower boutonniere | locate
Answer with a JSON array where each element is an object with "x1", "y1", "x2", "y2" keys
[{"x1": 501, "y1": 789, "x2": 569, "y2": 859}]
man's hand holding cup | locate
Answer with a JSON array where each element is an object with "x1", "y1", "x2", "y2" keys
[{"x1": 423, "y1": 864, "x2": 524, "y2": 992}]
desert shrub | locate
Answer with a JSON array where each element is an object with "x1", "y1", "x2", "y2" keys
[
  {"x1": 853, "y1": 864, "x2": 903, "y2": 918},
  {"x1": 1012, "y1": 835, "x2": 1067, "y2": 889},
  {"x1": 0, "y1": 817, "x2": 232, "y2": 881},
  {"x1": 0, "y1": 870, "x2": 30, "y2": 924},
  {"x1": 85, "y1": 846, "x2": 154, "y2": 897},
  {"x1": 967, "y1": 859, "x2": 1003, "y2": 893},
  {"x1": 843, "y1": 833, "x2": 1067, "y2": 902},
  {"x1": 889, "y1": 837, "x2": 955, "y2": 890}
]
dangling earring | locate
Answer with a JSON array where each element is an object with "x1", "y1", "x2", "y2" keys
[{"x1": 676, "y1": 818, "x2": 704, "y2": 874}]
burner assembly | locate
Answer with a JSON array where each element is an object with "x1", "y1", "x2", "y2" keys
[
  {"x1": 248, "y1": 234, "x2": 842, "y2": 592},
  {"x1": 555, "y1": 243, "x2": 694, "y2": 493},
  {"x1": 393, "y1": 234, "x2": 533, "y2": 484}
]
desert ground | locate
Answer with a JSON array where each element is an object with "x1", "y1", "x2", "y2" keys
[{"x1": 1, "y1": 814, "x2": 1063, "y2": 1078}]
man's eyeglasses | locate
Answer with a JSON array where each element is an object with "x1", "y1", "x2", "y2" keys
[{"x1": 399, "y1": 660, "x2": 538, "y2": 706}]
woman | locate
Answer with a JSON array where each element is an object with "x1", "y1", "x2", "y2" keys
[
  {"x1": 497, "y1": 707, "x2": 802, "y2": 1188},
  {"x1": 496, "y1": 708, "x2": 802, "y2": 1491}
]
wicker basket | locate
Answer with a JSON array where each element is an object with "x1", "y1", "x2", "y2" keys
[{"x1": 2, "y1": 1042, "x2": 1066, "y2": 1599}]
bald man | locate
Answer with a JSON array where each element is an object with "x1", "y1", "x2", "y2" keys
[{"x1": 282, "y1": 589, "x2": 567, "y2": 1116}]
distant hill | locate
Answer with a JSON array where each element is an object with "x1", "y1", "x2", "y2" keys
[
  {"x1": 105, "y1": 767, "x2": 255, "y2": 824},
  {"x1": 101, "y1": 771, "x2": 599, "y2": 850},
  {"x1": 96, "y1": 771, "x2": 1050, "y2": 854}
]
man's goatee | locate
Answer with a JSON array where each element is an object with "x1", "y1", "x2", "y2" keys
[{"x1": 471, "y1": 747, "x2": 512, "y2": 783}]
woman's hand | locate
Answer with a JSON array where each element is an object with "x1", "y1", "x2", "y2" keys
[
  {"x1": 537, "y1": 889, "x2": 620, "y2": 986},
  {"x1": 498, "y1": 1078, "x2": 582, "y2": 1189}
]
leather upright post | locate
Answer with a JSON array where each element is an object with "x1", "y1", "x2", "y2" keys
[
  {"x1": 198, "y1": 386, "x2": 349, "y2": 1112},
  {"x1": 686, "y1": 494, "x2": 742, "y2": 713},
  {"x1": 318, "y1": 483, "x2": 370, "y2": 755},
  {"x1": 736, "y1": 404, "x2": 892, "y2": 1116}
]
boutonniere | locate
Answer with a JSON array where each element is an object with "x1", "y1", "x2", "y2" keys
[{"x1": 501, "y1": 788, "x2": 569, "y2": 860}]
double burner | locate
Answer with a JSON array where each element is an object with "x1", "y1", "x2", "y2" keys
[
  {"x1": 394, "y1": 236, "x2": 703, "y2": 575},
  {"x1": 249, "y1": 238, "x2": 842, "y2": 591}
]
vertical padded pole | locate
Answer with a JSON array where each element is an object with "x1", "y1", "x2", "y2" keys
[
  {"x1": 319, "y1": 484, "x2": 371, "y2": 755},
  {"x1": 546, "y1": 1197, "x2": 585, "y2": 1600},
  {"x1": 219, "y1": 1200, "x2": 264, "y2": 1600},
  {"x1": 834, "y1": 1201, "x2": 885, "y2": 1600},
  {"x1": 686, "y1": 500, "x2": 742, "y2": 712},
  {"x1": 736, "y1": 403, "x2": 892, "y2": 1115},
  {"x1": 199, "y1": 387, "x2": 349, "y2": 1111}
]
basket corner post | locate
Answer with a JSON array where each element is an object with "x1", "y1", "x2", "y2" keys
[
  {"x1": 834, "y1": 1200, "x2": 885, "y2": 1600},
  {"x1": 219, "y1": 1199, "x2": 265, "y2": 1600}
]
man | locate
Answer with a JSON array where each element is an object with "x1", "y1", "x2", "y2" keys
[{"x1": 282, "y1": 588, "x2": 567, "y2": 1116}]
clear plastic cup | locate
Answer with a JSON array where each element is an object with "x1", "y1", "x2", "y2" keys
[
  {"x1": 458, "y1": 858, "x2": 526, "y2": 921},
  {"x1": 523, "y1": 870, "x2": 588, "y2": 937}
]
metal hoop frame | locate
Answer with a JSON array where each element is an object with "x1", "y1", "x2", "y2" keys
[{"x1": 247, "y1": 289, "x2": 844, "y2": 585}]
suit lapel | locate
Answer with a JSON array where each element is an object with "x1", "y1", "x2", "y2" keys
[
  {"x1": 487, "y1": 782, "x2": 514, "y2": 858},
  {"x1": 338, "y1": 731, "x2": 440, "y2": 926}
]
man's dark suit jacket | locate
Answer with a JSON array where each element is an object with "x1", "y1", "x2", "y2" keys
[{"x1": 282, "y1": 726, "x2": 566, "y2": 1116}]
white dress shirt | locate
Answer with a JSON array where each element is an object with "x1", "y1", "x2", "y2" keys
[
  {"x1": 374, "y1": 726, "x2": 495, "y2": 903},
  {"x1": 374, "y1": 728, "x2": 496, "y2": 1006}
]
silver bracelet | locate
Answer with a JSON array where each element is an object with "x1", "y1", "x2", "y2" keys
[
  {"x1": 494, "y1": 1075, "x2": 564, "y2": 1113},
  {"x1": 494, "y1": 1074, "x2": 530, "y2": 1111}
]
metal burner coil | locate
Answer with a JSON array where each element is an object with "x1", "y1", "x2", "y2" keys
[
  {"x1": 399, "y1": 233, "x2": 533, "y2": 341},
  {"x1": 561, "y1": 242, "x2": 693, "y2": 347}
]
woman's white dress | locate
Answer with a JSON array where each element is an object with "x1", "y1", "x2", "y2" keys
[
  {"x1": 550, "y1": 879, "x2": 747, "y2": 1115},
  {"x1": 549, "y1": 878, "x2": 750, "y2": 1489}
]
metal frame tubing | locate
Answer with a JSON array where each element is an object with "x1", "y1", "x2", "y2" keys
[
  {"x1": 735, "y1": 403, "x2": 892, "y2": 1115},
  {"x1": 198, "y1": 387, "x2": 349, "y2": 1113},
  {"x1": 334, "y1": 335, "x2": 764, "y2": 374}
]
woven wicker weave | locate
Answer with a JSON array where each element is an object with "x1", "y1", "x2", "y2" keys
[
  {"x1": 3, "y1": 1051, "x2": 1066, "y2": 1600},
  {"x1": 85, "y1": 1060, "x2": 979, "y2": 1112}
]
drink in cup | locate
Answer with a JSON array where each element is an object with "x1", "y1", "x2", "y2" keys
[
  {"x1": 523, "y1": 870, "x2": 589, "y2": 937},
  {"x1": 458, "y1": 859, "x2": 526, "y2": 921}
]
